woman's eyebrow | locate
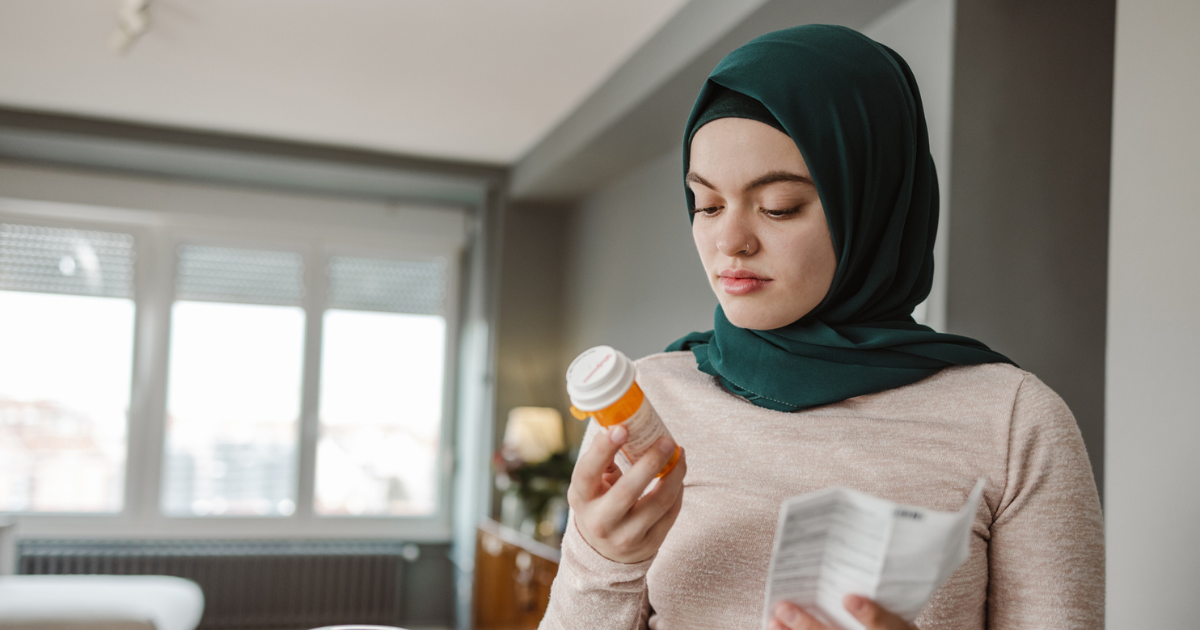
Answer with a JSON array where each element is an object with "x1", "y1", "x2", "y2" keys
[
  {"x1": 685, "y1": 170, "x2": 814, "y2": 192},
  {"x1": 685, "y1": 172, "x2": 716, "y2": 189},
  {"x1": 744, "y1": 171, "x2": 815, "y2": 191}
]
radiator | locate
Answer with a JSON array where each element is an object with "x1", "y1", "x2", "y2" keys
[{"x1": 18, "y1": 539, "x2": 451, "y2": 630}]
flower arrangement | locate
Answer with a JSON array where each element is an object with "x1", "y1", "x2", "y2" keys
[{"x1": 493, "y1": 407, "x2": 575, "y2": 545}]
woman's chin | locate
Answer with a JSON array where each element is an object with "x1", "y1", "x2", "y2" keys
[
  {"x1": 722, "y1": 305, "x2": 792, "y2": 331},
  {"x1": 720, "y1": 293, "x2": 818, "y2": 330}
]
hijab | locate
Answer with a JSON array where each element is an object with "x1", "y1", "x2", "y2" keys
[{"x1": 666, "y1": 24, "x2": 1013, "y2": 412}]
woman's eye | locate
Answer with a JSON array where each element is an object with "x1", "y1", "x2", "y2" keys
[
  {"x1": 690, "y1": 205, "x2": 721, "y2": 216},
  {"x1": 762, "y1": 206, "x2": 801, "y2": 218}
]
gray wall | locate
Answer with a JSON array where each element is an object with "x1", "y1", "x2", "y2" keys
[
  {"x1": 946, "y1": 0, "x2": 1114, "y2": 496},
  {"x1": 493, "y1": 202, "x2": 577, "y2": 446},
  {"x1": 562, "y1": 149, "x2": 716, "y2": 363},
  {"x1": 494, "y1": 150, "x2": 718, "y2": 456},
  {"x1": 1106, "y1": 0, "x2": 1200, "y2": 625}
]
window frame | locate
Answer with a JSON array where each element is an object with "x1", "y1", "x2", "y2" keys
[{"x1": 0, "y1": 196, "x2": 464, "y2": 541}]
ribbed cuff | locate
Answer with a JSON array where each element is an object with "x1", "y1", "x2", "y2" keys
[{"x1": 560, "y1": 513, "x2": 654, "y2": 593}]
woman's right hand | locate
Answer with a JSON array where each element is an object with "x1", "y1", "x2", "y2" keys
[{"x1": 567, "y1": 424, "x2": 687, "y2": 564}]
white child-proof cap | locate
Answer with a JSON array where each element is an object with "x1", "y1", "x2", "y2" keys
[{"x1": 566, "y1": 345, "x2": 635, "y2": 412}]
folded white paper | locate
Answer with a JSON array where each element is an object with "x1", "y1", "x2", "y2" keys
[{"x1": 762, "y1": 479, "x2": 986, "y2": 630}]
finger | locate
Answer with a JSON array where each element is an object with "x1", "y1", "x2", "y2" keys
[
  {"x1": 569, "y1": 425, "x2": 629, "y2": 501},
  {"x1": 772, "y1": 601, "x2": 830, "y2": 629},
  {"x1": 603, "y1": 460, "x2": 623, "y2": 484},
  {"x1": 844, "y1": 595, "x2": 913, "y2": 630},
  {"x1": 595, "y1": 436, "x2": 678, "y2": 518},
  {"x1": 639, "y1": 478, "x2": 684, "y2": 548},
  {"x1": 623, "y1": 447, "x2": 687, "y2": 531}
]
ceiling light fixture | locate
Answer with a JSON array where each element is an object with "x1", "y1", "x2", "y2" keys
[{"x1": 110, "y1": 0, "x2": 152, "y2": 54}]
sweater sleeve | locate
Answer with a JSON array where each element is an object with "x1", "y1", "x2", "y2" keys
[
  {"x1": 987, "y1": 374, "x2": 1105, "y2": 629},
  {"x1": 539, "y1": 421, "x2": 652, "y2": 630}
]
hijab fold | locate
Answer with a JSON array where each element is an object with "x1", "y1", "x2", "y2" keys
[{"x1": 667, "y1": 25, "x2": 1012, "y2": 412}]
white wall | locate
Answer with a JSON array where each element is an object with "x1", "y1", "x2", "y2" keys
[
  {"x1": 1106, "y1": 0, "x2": 1200, "y2": 625},
  {"x1": 561, "y1": 0, "x2": 957, "y2": 360}
]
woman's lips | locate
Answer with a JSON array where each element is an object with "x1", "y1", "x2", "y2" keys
[{"x1": 718, "y1": 271, "x2": 771, "y2": 295}]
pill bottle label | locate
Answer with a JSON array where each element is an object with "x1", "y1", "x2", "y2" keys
[
  {"x1": 614, "y1": 449, "x2": 633, "y2": 473},
  {"x1": 617, "y1": 399, "x2": 670, "y2": 469}
]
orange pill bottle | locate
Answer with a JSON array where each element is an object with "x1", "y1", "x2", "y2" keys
[{"x1": 566, "y1": 345, "x2": 680, "y2": 477}]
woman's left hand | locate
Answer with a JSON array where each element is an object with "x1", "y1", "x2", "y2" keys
[{"x1": 768, "y1": 595, "x2": 917, "y2": 630}]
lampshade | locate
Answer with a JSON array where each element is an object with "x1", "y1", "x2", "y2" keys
[{"x1": 502, "y1": 407, "x2": 564, "y2": 464}]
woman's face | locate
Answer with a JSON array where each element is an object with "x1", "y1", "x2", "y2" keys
[{"x1": 689, "y1": 117, "x2": 837, "y2": 330}]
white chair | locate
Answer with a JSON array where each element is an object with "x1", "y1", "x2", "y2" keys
[{"x1": 0, "y1": 575, "x2": 204, "y2": 630}]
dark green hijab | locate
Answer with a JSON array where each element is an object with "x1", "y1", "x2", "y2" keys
[{"x1": 666, "y1": 25, "x2": 1013, "y2": 412}]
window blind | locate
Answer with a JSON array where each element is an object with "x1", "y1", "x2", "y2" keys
[
  {"x1": 176, "y1": 245, "x2": 304, "y2": 306},
  {"x1": 0, "y1": 223, "x2": 135, "y2": 299},
  {"x1": 327, "y1": 256, "x2": 445, "y2": 315}
]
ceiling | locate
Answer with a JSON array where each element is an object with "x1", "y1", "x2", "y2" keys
[{"x1": 0, "y1": 0, "x2": 691, "y2": 165}]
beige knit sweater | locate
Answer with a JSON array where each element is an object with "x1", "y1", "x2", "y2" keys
[{"x1": 539, "y1": 352, "x2": 1104, "y2": 630}]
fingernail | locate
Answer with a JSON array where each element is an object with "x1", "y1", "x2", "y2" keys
[
  {"x1": 658, "y1": 437, "x2": 676, "y2": 454},
  {"x1": 846, "y1": 595, "x2": 867, "y2": 613},
  {"x1": 609, "y1": 425, "x2": 628, "y2": 444},
  {"x1": 779, "y1": 605, "x2": 800, "y2": 625}
]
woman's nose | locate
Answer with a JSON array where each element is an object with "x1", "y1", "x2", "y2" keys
[{"x1": 715, "y1": 211, "x2": 758, "y2": 257}]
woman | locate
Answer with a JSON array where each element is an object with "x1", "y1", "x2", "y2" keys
[{"x1": 540, "y1": 25, "x2": 1103, "y2": 630}]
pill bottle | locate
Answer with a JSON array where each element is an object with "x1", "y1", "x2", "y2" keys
[{"x1": 566, "y1": 345, "x2": 681, "y2": 477}]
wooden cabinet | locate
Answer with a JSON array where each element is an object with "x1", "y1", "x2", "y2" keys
[{"x1": 473, "y1": 519, "x2": 560, "y2": 630}]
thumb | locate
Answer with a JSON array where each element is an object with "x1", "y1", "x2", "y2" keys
[{"x1": 844, "y1": 595, "x2": 915, "y2": 630}]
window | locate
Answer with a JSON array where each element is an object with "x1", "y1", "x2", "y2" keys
[
  {"x1": 0, "y1": 204, "x2": 461, "y2": 538},
  {"x1": 162, "y1": 246, "x2": 307, "y2": 517},
  {"x1": 316, "y1": 257, "x2": 447, "y2": 517},
  {"x1": 0, "y1": 224, "x2": 136, "y2": 514}
]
